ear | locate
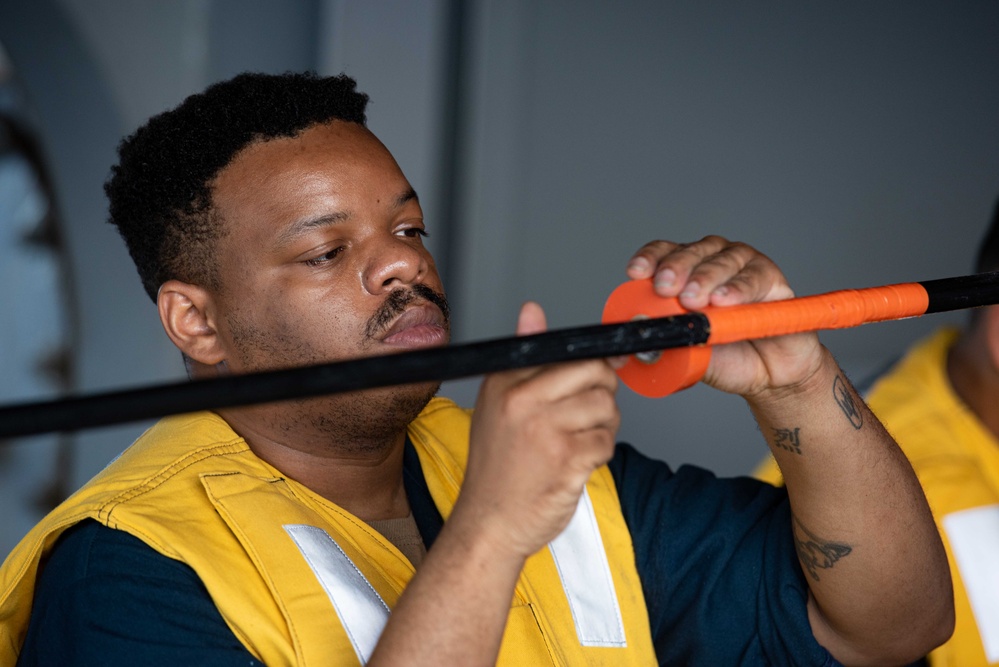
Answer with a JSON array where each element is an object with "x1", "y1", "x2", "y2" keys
[{"x1": 158, "y1": 280, "x2": 227, "y2": 366}]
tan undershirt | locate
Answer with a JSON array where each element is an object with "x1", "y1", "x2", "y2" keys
[{"x1": 368, "y1": 513, "x2": 426, "y2": 567}]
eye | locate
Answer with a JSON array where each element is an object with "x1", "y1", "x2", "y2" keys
[
  {"x1": 304, "y1": 246, "x2": 345, "y2": 267},
  {"x1": 400, "y1": 227, "x2": 429, "y2": 239}
]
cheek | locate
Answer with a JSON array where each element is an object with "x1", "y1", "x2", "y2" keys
[
  {"x1": 216, "y1": 243, "x2": 258, "y2": 291},
  {"x1": 221, "y1": 262, "x2": 378, "y2": 368},
  {"x1": 258, "y1": 293, "x2": 369, "y2": 362}
]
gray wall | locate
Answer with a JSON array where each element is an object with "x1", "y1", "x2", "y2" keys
[
  {"x1": 454, "y1": 0, "x2": 999, "y2": 475},
  {"x1": 1, "y1": 0, "x2": 998, "y2": 555}
]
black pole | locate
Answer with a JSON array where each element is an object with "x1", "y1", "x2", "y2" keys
[
  {"x1": 921, "y1": 271, "x2": 999, "y2": 314},
  {"x1": 3, "y1": 269, "x2": 999, "y2": 440},
  {"x1": 0, "y1": 314, "x2": 711, "y2": 438}
]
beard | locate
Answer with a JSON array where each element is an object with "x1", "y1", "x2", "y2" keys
[
  {"x1": 279, "y1": 382, "x2": 442, "y2": 454},
  {"x1": 222, "y1": 286, "x2": 449, "y2": 454}
]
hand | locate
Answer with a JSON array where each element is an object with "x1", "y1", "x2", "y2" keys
[
  {"x1": 456, "y1": 302, "x2": 621, "y2": 562},
  {"x1": 625, "y1": 235, "x2": 825, "y2": 398}
]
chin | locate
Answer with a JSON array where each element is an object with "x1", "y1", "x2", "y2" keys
[{"x1": 291, "y1": 381, "x2": 442, "y2": 451}]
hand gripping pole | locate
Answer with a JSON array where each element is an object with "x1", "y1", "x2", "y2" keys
[{"x1": 602, "y1": 271, "x2": 999, "y2": 397}]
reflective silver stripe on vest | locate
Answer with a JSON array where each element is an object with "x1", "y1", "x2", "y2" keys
[
  {"x1": 285, "y1": 524, "x2": 390, "y2": 664},
  {"x1": 548, "y1": 487, "x2": 627, "y2": 647},
  {"x1": 942, "y1": 505, "x2": 999, "y2": 662}
]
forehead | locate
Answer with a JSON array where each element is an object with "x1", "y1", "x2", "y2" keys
[{"x1": 210, "y1": 121, "x2": 412, "y2": 236}]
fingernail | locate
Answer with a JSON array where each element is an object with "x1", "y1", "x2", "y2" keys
[
  {"x1": 654, "y1": 268, "x2": 676, "y2": 289},
  {"x1": 679, "y1": 281, "x2": 700, "y2": 298},
  {"x1": 627, "y1": 257, "x2": 651, "y2": 274},
  {"x1": 712, "y1": 285, "x2": 729, "y2": 298}
]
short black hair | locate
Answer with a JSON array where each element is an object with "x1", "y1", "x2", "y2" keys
[
  {"x1": 105, "y1": 71, "x2": 369, "y2": 302},
  {"x1": 976, "y1": 194, "x2": 999, "y2": 274}
]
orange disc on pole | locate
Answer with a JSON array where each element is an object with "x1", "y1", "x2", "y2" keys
[{"x1": 602, "y1": 279, "x2": 712, "y2": 398}]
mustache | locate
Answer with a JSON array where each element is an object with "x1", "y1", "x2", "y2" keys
[{"x1": 365, "y1": 284, "x2": 451, "y2": 339}]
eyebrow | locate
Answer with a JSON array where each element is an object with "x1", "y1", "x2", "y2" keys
[
  {"x1": 275, "y1": 210, "x2": 351, "y2": 250},
  {"x1": 274, "y1": 188, "x2": 420, "y2": 250},
  {"x1": 396, "y1": 188, "x2": 419, "y2": 208}
]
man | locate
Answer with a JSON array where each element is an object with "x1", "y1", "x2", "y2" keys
[
  {"x1": 0, "y1": 72, "x2": 953, "y2": 665},
  {"x1": 756, "y1": 202, "x2": 999, "y2": 666}
]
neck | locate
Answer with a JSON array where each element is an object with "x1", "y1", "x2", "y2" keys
[
  {"x1": 218, "y1": 406, "x2": 411, "y2": 521},
  {"x1": 946, "y1": 327, "x2": 999, "y2": 442}
]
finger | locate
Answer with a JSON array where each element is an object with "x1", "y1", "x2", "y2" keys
[
  {"x1": 607, "y1": 355, "x2": 628, "y2": 369},
  {"x1": 479, "y1": 302, "x2": 550, "y2": 391},
  {"x1": 562, "y1": 421, "x2": 619, "y2": 471},
  {"x1": 510, "y1": 358, "x2": 619, "y2": 405},
  {"x1": 626, "y1": 240, "x2": 682, "y2": 279},
  {"x1": 704, "y1": 254, "x2": 796, "y2": 308},
  {"x1": 675, "y1": 242, "x2": 780, "y2": 308},
  {"x1": 516, "y1": 301, "x2": 548, "y2": 336},
  {"x1": 628, "y1": 236, "x2": 732, "y2": 297},
  {"x1": 551, "y1": 385, "x2": 621, "y2": 436},
  {"x1": 534, "y1": 410, "x2": 619, "y2": 483}
]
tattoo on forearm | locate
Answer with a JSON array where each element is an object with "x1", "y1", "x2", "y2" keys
[
  {"x1": 792, "y1": 514, "x2": 852, "y2": 582},
  {"x1": 773, "y1": 427, "x2": 803, "y2": 455},
  {"x1": 833, "y1": 376, "x2": 863, "y2": 430}
]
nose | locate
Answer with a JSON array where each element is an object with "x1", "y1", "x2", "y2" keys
[{"x1": 361, "y1": 235, "x2": 429, "y2": 294}]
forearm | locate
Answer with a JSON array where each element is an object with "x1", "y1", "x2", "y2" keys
[
  {"x1": 367, "y1": 506, "x2": 525, "y2": 666},
  {"x1": 750, "y1": 347, "x2": 953, "y2": 665}
]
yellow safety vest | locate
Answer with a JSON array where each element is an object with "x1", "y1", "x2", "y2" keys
[{"x1": 0, "y1": 397, "x2": 656, "y2": 665}]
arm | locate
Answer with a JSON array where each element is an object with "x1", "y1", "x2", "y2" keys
[
  {"x1": 369, "y1": 302, "x2": 621, "y2": 666},
  {"x1": 626, "y1": 236, "x2": 954, "y2": 666}
]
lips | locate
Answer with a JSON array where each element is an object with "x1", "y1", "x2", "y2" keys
[{"x1": 380, "y1": 303, "x2": 449, "y2": 348}]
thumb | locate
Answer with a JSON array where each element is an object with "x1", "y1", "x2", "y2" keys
[{"x1": 516, "y1": 301, "x2": 548, "y2": 336}]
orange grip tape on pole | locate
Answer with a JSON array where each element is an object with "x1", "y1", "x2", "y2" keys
[
  {"x1": 705, "y1": 283, "x2": 930, "y2": 345},
  {"x1": 603, "y1": 279, "x2": 932, "y2": 398}
]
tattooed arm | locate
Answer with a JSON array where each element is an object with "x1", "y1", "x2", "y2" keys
[
  {"x1": 747, "y1": 357, "x2": 953, "y2": 665},
  {"x1": 626, "y1": 237, "x2": 954, "y2": 666}
]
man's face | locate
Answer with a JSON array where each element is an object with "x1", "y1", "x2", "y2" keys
[{"x1": 206, "y1": 121, "x2": 449, "y2": 443}]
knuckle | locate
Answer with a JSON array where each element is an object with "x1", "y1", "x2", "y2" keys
[
  {"x1": 698, "y1": 252, "x2": 736, "y2": 271},
  {"x1": 747, "y1": 253, "x2": 778, "y2": 275},
  {"x1": 590, "y1": 430, "x2": 618, "y2": 466},
  {"x1": 641, "y1": 239, "x2": 676, "y2": 252},
  {"x1": 699, "y1": 234, "x2": 729, "y2": 246},
  {"x1": 725, "y1": 240, "x2": 753, "y2": 254},
  {"x1": 672, "y1": 241, "x2": 698, "y2": 256},
  {"x1": 594, "y1": 385, "x2": 619, "y2": 411},
  {"x1": 726, "y1": 273, "x2": 754, "y2": 290},
  {"x1": 634, "y1": 240, "x2": 678, "y2": 263}
]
